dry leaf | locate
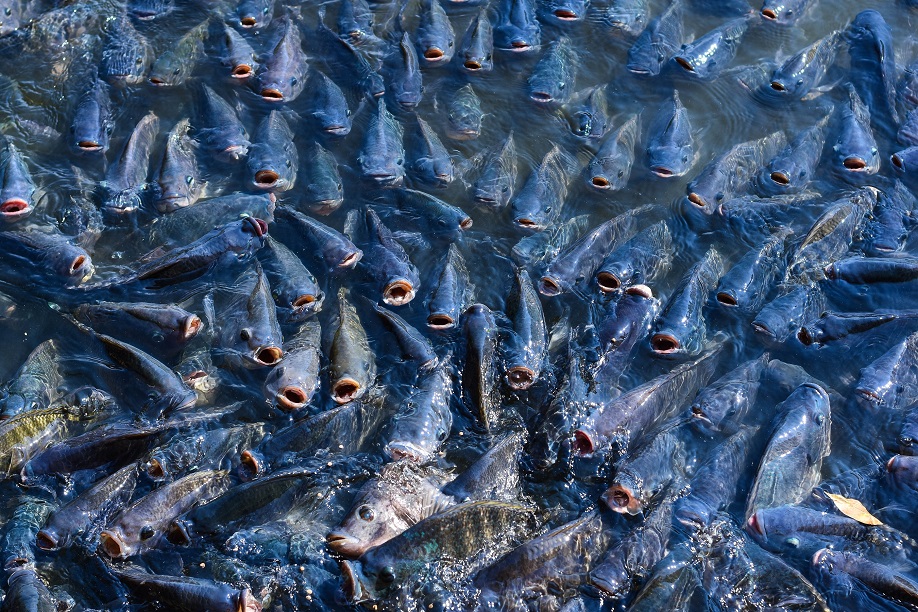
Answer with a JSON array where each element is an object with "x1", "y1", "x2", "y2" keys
[{"x1": 826, "y1": 493, "x2": 884, "y2": 526}]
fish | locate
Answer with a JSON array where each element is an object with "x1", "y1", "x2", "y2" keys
[
  {"x1": 308, "y1": 70, "x2": 352, "y2": 137},
  {"x1": 274, "y1": 208, "x2": 362, "y2": 272},
  {"x1": 100, "y1": 13, "x2": 152, "y2": 86},
  {"x1": 563, "y1": 86, "x2": 609, "y2": 139},
  {"x1": 826, "y1": 256, "x2": 918, "y2": 284},
  {"x1": 193, "y1": 84, "x2": 250, "y2": 163},
  {"x1": 504, "y1": 268, "x2": 547, "y2": 389},
  {"x1": 347, "y1": 207, "x2": 420, "y2": 306},
  {"x1": 148, "y1": 21, "x2": 207, "y2": 87},
  {"x1": 602, "y1": 428, "x2": 685, "y2": 514},
  {"x1": 847, "y1": 10, "x2": 898, "y2": 136},
  {"x1": 0, "y1": 143, "x2": 35, "y2": 221},
  {"x1": 688, "y1": 354, "x2": 768, "y2": 434},
  {"x1": 211, "y1": 263, "x2": 284, "y2": 369},
  {"x1": 646, "y1": 90, "x2": 695, "y2": 178},
  {"x1": 384, "y1": 32, "x2": 423, "y2": 111},
  {"x1": 255, "y1": 17, "x2": 308, "y2": 102},
  {"x1": 221, "y1": 25, "x2": 258, "y2": 79},
  {"x1": 101, "y1": 112, "x2": 159, "y2": 218},
  {"x1": 385, "y1": 358, "x2": 453, "y2": 461},
  {"x1": 247, "y1": 110, "x2": 297, "y2": 192},
  {"x1": 360, "y1": 98, "x2": 405, "y2": 186},
  {"x1": 527, "y1": 36, "x2": 577, "y2": 105},
  {"x1": 811, "y1": 549, "x2": 918, "y2": 612},
  {"x1": 256, "y1": 236, "x2": 323, "y2": 321},
  {"x1": 752, "y1": 283, "x2": 826, "y2": 343},
  {"x1": 69, "y1": 76, "x2": 112, "y2": 155},
  {"x1": 602, "y1": 0, "x2": 647, "y2": 38},
  {"x1": 415, "y1": 0, "x2": 454, "y2": 65},
  {"x1": 592, "y1": 285, "x2": 659, "y2": 387},
  {"x1": 760, "y1": 0, "x2": 813, "y2": 24},
  {"x1": 758, "y1": 113, "x2": 830, "y2": 195},
  {"x1": 493, "y1": 0, "x2": 540, "y2": 52},
  {"x1": 627, "y1": 1, "x2": 683, "y2": 76},
  {"x1": 328, "y1": 287, "x2": 376, "y2": 404},
  {"x1": 714, "y1": 228, "x2": 791, "y2": 311},
  {"x1": 409, "y1": 116, "x2": 453, "y2": 187},
  {"x1": 746, "y1": 382, "x2": 831, "y2": 517},
  {"x1": 854, "y1": 331, "x2": 918, "y2": 411},
  {"x1": 588, "y1": 113, "x2": 641, "y2": 193},
  {"x1": 263, "y1": 321, "x2": 320, "y2": 411},
  {"x1": 832, "y1": 84, "x2": 880, "y2": 178},
  {"x1": 112, "y1": 567, "x2": 261, "y2": 612},
  {"x1": 154, "y1": 118, "x2": 205, "y2": 213},
  {"x1": 766, "y1": 31, "x2": 840, "y2": 99},
  {"x1": 458, "y1": 9, "x2": 492, "y2": 72},
  {"x1": 472, "y1": 131, "x2": 516, "y2": 207},
  {"x1": 371, "y1": 302, "x2": 437, "y2": 370},
  {"x1": 672, "y1": 17, "x2": 748, "y2": 80},
  {"x1": 510, "y1": 143, "x2": 578, "y2": 231},
  {"x1": 73, "y1": 301, "x2": 202, "y2": 356},
  {"x1": 463, "y1": 303, "x2": 499, "y2": 430},
  {"x1": 0, "y1": 340, "x2": 62, "y2": 421},
  {"x1": 443, "y1": 83, "x2": 483, "y2": 141}
]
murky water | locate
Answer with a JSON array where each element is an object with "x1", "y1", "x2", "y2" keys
[{"x1": 0, "y1": 0, "x2": 917, "y2": 609}]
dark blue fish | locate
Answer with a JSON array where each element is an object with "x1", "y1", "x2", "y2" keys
[
  {"x1": 415, "y1": 0, "x2": 454, "y2": 65},
  {"x1": 758, "y1": 113, "x2": 829, "y2": 195},
  {"x1": 493, "y1": 0, "x2": 541, "y2": 52},
  {"x1": 458, "y1": 8, "x2": 492, "y2": 72},
  {"x1": 587, "y1": 112, "x2": 640, "y2": 191},
  {"x1": 760, "y1": 0, "x2": 812, "y2": 24},
  {"x1": 832, "y1": 83, "x2": 880, "y2": 179},
  {"x1": 672, "y1": 16, "x2": 748, "y2": 80},
  {"x1": 626, "y1": 1, "x2": 683, "y2": 77},
  {"x1": 847, "y1": 9, "x2": 898, "y2": 136},
  {"x1": 646, "y1": 90, "x2": 695, "y2": 178}
]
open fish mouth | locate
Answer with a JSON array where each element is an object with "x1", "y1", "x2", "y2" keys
[
  {"x1": 596, "y1": 272, "x2": 622, "y2": 293},
  {"x1": 260, "y1": 88, "x2": 284, "y2": 101},
  {"x1": 99, "y1": 530, "x2": 128, "y2": 558},
  {"x1": 323, "y1": 125, "x2": 350, "y2": 136},
  {"x1": 770, "y1": 171, "x2": 790, "y2": 185},
  {"x1": 716, "y1": 292, "x2": 738, "y2": 306},
  {"x1": 340, "y1": 561, "x2": 364, "y2": 602},
  {"x1": 339, "y1": 250, "x2": 363, "y2": 269},
  {"x1": 464, "y1": 60, "x2": 483, "y2": 70},
  {"x1": 239, "y1": 450, "x2": 263, "y2": 480},
  {"x1": 326, "y1": 531, "x2": 363, "y2": 558},
  {"x1": 232, "y1": 64, "x2": 253, "y2": 78},
  {"x1": 76, "y1": 140, "x2": 103, "y2": 151},
  {"x1": 553, "y1": 8, "x2": 579, "y2": 19},
  {"x1": 843, "y1": 157, "x2": 869, "y2": 171},
  {"x1": 332, "y1": 378, "x2": 362, "y2": 404},
  {"x1": 427, "y1": 313, "x2": 456, "y2": 329},
  {"x1": 383, "y1": 280, "x2": 416, "y2": 306},
  {"x1": 253, "y1": 346, "x2": 283, "y2": 366},
  {"x1": 761, "y1": 7, "x2": 778, "y2": 19},
  {"x1": 855, "y1": 387, "x2": 882, "y2": 405},
  {"x1": 539, "y1": 276, "x2": 562, "y2": 296},
  {"x1": 183, "y1": 315, "x2": 203, "y2": 340},
  {"x1": 650, "y1": 333, "x2": 680, "y2": 354},
  {"x1": 892, "y1": 154, "x2": 907, "y2": 170},
  {"x1": 385, "y1": 441, "x2": 426, "y2": 462},
  {"x1": 423, "y1": 48, "x2": 445, "y2": 60},
  {"x1": 602, "y1": 483, "x2": 641, "y2": 514},
  {"x1": 254, "y1": 170, "x2": 280, "y2": 188},
  {"x1": 571, "y1": 428, "x2": 596, "y2": 456},
  {"x1": 0, "y1": 199, "x2": 31, "y2": 219},
  {"x1": 590, "y1": 175, "x2": 611, "y2": 189},
  {"x1": 530, "y1": 91, "x2": 554, "y2": 103},
  {"x1": 506, "y1": 366, "x2": 535, "y2": 389},
  {"x1": 687, "y1": 193, "x2": 707, "y2": 208},
  {"x1": 276, "y1": 385, "x2": 309, "y2": 410},
  {"x1": 689, "y1": 404, "x2": 713, "y2": 427},
  {"x1": 747, "y1": 512, "x2": 766, "y2": 537},
  {"x1": 650, "y1": 166, "x2": 675, "y2": 177},
  {"x1": 292, "y1": 293, "x2": 320, "y2": 310},
  {"x1": 243, "y1": 217, "x2": 269, "y2": 237},
  {"x1": 674, "y1": 57, "x2": 694, "y2": 72},
  {"x1": 508, "y1": 40, "x2": 533, "y2": 52},
  {"x1": 35, "y1": 530, "x2": 58, "y2": 551},
  {"x1": 515, "y1": 217, "x2": 543, "y2": 230}
]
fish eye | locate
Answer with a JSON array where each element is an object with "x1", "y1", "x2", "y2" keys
[
  {"x1": 377, "y1": 567, "x2": 395, "y2": 587},
  {"x1": 396, "y1": 158, "x2": 404, "y2": 165},
  {"x1": 448, "y1": 41, "x2": 453, "y2": 47},
  {"x1": 291, "y1": 77, "x2": 298, "y2": 85},
  {"x1": 139, "y1": 526, "x2": 156, "y2": 540},
  {"x1": 785, "y1": 537, "x2": 800, "y2": 548},
  {"x1": 263, "y1": 6, "x2": 268, "y2": 12},
  {"x1": 173, "y1": 68, "x2": 180, "y2": 75},
  {"x1": 358, "y1": 505, "x2": 375, "y2": 521},
  {"x1": 437, "y1": 429, "x2": 447, "y2": 441},
  {"x1": 136, "y1": 58, "x2": 143, "y2": 65},
  {"x1": 558, "y1": 83, "x2": 565, "y2": 89},
  {"x1": 815, "y1": 414, "x2": 824, "y2": 425},
  {"x1": 617, "y1": 170, "x2": 624, "y2": 178},
  {"x1": 240, "y1": 328, "x2": 251, "y2": 341},
  {"x1": 185, "y1": 176, "x2": 194, "y2": 185},
  {"x1": 346, "y1": 109, "x2": 352, "y2": 116}
]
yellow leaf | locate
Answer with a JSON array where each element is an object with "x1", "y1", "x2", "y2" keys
[{"x1": 826, "y1": 493, "x2": 884, "y2": 526}]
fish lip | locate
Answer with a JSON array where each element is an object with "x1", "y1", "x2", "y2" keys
[
  {"x1": 326, "y1": 531, "x2": 363, "y2": 558},
  {"x1": 751, "y1": 322, "x2": 775, "y2": 338},
  {"x1": 183, "y1": 315, "x2": 203, "y2": 341},
  {"x1": 332, "y1": 378, "x2": 362, "y2": 404},
  {"x1": 626, "y1": 284, "x2": 653, "y2": 299},
  {"x1": 447, "y1": 129, "x2": 479, "y2": 141},
  {"x1": 892, "y1": 154, "x2": 905, "y2": 170},
  {"x1": 650, "y1": 166, "x2": 674, "y2": 178},
  {"x1": 506, "y1": 366, "x2": 535, "y2": 390},
  {"x1": 383, "y1": 280, "x2": 416, "y2": 306},
  {"x1": 770, "y1": 81, "x2": 787, "y2": 92},
  {"x1": 596, "y1": 271, "x2": 621, "y2": 293},
  {"x1": 339, "y1": 250, "x2": 363, "y2": 269},
  {"x1": 650, "y1": 333, "x2": 680, "y2": 354},
  {"x1": 602, "y1": 484, "x2": 641, "y2": 514},
  {"x1": 687, "y1": 193, "x2": 706, "y2": 209},
  {"x1": 463, "y1": 60, "x2": 483, "y2": 71},
  {"x1": 340, "y1": 561, "x2": 364, "y2": 603},
  {"x1": 530, "y1": 91, "x2": 554, "y2": 103},
  {"x1": 244, "y1": 216, "x2": 269, "y2": 237},
  {"x1": 515, "y1": 217, "x2": 543, "y2": 230},
  {"x1": 888, "y1": 455, "x2": 902, "y2": 474},
  {"x1": 292, "y1": 293, "x2": 319, "y2": 309},
  {"x1": 240, "y1": 16, "x2": 258, "y2": 27},
  {"x1": 539, "y1": 276, "x2": 562, "y2": 297},
  {"x1": 690, "y1": 404, "x2": 714, "y2": 428},
  {"x1": 166, "y1": 520, "x2": 192, "y2": 546},
  {"x1": 427, "y1": 313, "x2": 456, "y2": 329},
  {"x1": 0, "y1": 199, "x2": 31, "y2": 220},
  {"x1": 843, "y1": 157, "x2": 868, "y2": 171},
  {"x1": 254, "y1": 170, "x2": 280, "y2": 188},
  {"x1": 35, "y1": 530, "x2": 58, "y2": 551},
  {"x1": 590, "y1": 176, "x2": 611, "y2": 189},
  {"x1": 323, "y1": 125, "x2": 351, "y2": 137},
  {"x1": 746, "y1": 512, "x2": 766, "y2": 537},
  {"x1": 76, "y1": 140, "x2": 103, "y2": 151},
  {"x1": 148, "y1": 76, "x2": 167, "y2": 86},
  {"x1": 674, "y1": 56, "x2": 694, "y2": 72},
  {"x1": 796, "y1": 327, "x2": 814, "y2": 346},
  {"x1": 254, "y1": 346, "x2": 283, "y2": 366},
  {"x1": 571, "y1": 428, "x2": 595, "y2": 456},
  {"x1": 553, "y1": 8, "x2": 579, "y2": 19},
  {"x1": 4, "y1": 556, "x2": 29, "y2": 570},
  {"x1": 260, "y1": 88, "x2": 285, "y2": 101},
  {"x1": 146, "y1": 457, "x2": 166, "y2": 479},
  {"x1": 99, "y1": 530, "x2": 127, "y2": 558},
  {"x1": 761, "y1": 7, "x2": 778, "y2": 20},
  {"x1": 231, "y1": 64, "x2": 253, "y2": 78},
  {"x1": 459, "y1": 217, "x2": 473, "y2": 229},
  {"x1": 770, "y1": 171, "x2": 790, "y2": 185},
  {"x1": 508, "y1": 40, "x2": 533, "y2": 52},
  {"x1": 423, "y1": 47, "x2": 445, "y2": 61},
  {"x1": 276, "y1": 385, "x2": 309, "y2": 410},
  {"x1": 716, "y1": 292, "x2": 738, "y2": 307},
  {"x1": 855, "y1": 387, "x2": 881, "y2": 406},
  {"x1": 385, "y1": 441, "x2": 426, "y2": 462},
  {"x1": 239, "y1": 450, "x2": 262, "y2": 480},
  {"x1": 69, "y1": 255, "x2": 89, "y2": 277}
]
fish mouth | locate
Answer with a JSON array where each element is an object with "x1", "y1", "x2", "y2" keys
[
  {"x1": 4, "y1": 555, "x2": 29, "y2": 570},
  {"x1": 146, "y1": 457, "x2": 166, "y2": 479},
  {"x1": 553, "y1": 8, "x2": 579, "y2": 19},
  {"x1": 35, "y1": 530, "x2": 58, "y2": 551},
  {"x1": 650, "y1": 167, "x2": 674, "y2": 178},
  {"x1": 539, "y1": 276, "x2": 562, "y2": 297},
  {"x1": 506, "y1": 366, "x2": 535, "y2": 390},
  {"x1": 751, "y1": 322, "x2": 774, "y2": 338},
  {"x1": 689, "y1": 404, "x2": 713, "y2": 427},
  {"x1": 427, "y1": 313, "x2": 455, "y2": 329},
  {"x1": 770, "y1": 171, "x2": 790, "y2": 185},
  {"x1": 148, "y1": 76, "x2": 167, "y2": 86},
  {"x1": 260, "y1": 88, "x2": 284, "y2": 101},
  {"x1": 326, "y1": 531, "x2": 363, "y2": 558},
  {"x1": 591, "y1": 176, "x2": 611, "y2": 189},
  {"x1": 423, "y1": 48, "x2": 445, "y2": 60},
  {"x1": 254, "y1": 170, "x2": 280, "y2": 188},
  {"x1": 571, "y1": 428, "x2": 595, "y2": 456},
  {"x1": 76, "y1": 140, "x2": 103, "y2": 151},
  {"x1": 464, "y1": 60, "x2": 483, "y2": 70},
  {"x1": 716, "y1": 292, "x2": 738, "y2": 307},
  {"x1": 459, "y1": 217, "x2": 473, "y2": 229},
  {"x1": 596, "y1": 271, "x2": 621, "y2": 293},
  {"x1": 650, "y1": 333, "x2": 680, "y2": 354},
  {"x1": 385, "y1": 441, "x2": 426, "y2": 462},
  {"x1": 855, "y1": 387, "x2": 881, "y2": 405},
  {"x1": 239, "y1": 450, "x2": 262, "y2": 480},
  {"x1": 339, "y1": 250, "x2": 363, "y2": 269},
  {"x1": 761, "y1": 8, "x2": 778, "y2": 20},
  {"x1": 69, "y1": 255, "x2": 90, "y2": 278},
  {"x1": 232, "y1": 64, "x2": 253, "y2": 78},
  {"x1": 383, "y1": 280, "x2": 416, "y2": 306},
  {"x1": 892, "y1": 154, "x2": 905, "y2": 170},
  {"x1": 509, "y1": 40, "x2": 533, "y2": 51},
  {"x1": 626, "y1": 284, "x2": 653, "y2": 299},
  {"x1": 687, "y1": 193, "x2": 706, "y2": 208},
  {"x1": 276, "y1": 385, "x2": 309, "y2": 411},
  {"x1": 447, "y1": 129, "x2": 479, "y2": 141},
  {"x1": 796, "y1": 327, "x2": 813, "y2": 346},
  {"x1": 292, "y1": 294, "x2": 319, "y2": 309},
  {"x1": 515, "y1": 217, "x2": 542, "y2": 230},
  {"x1": 254, "y1": 346, "x2": 283, "y2": 366},
  {"x1": 0, "y1": 199, "x2": 31, "y2": 220},
  {"x1": 220, "y1": 144, "x2": 248, "y2": 162},
  {"x1": 888, "y1": 455, "x2": 902, "y2": 473},
  {"x1": 166, "y1": 520, "x2": 192, "y2": 546},
  {"x1": 340, "y1": 561, "x2": 363, "y2": 602},
  {"x1": 99, "y1": 531, "x2": 127, "y2": 558},
  {"x1": 530, "y1": 91, "x2": 553, "y2": 103},
  {"x1": 602, "y1": 484, "x2": 641, "y2": 514},
  {"x1": 240, "y1": 16, "x2": 257, "y2": 27},
  {"x1": 770, "y1": 81, "x2": 786, "y2": 91},
  {"x1": 675, "y1": 57, "x2": 694, "y2": 72},
  {"x1": 812, "y1": 549, "x2": 830, "y2": 567},
  {"x1": 332, "y1": 378, "x2": 362, "y2": 404},
  {"x1": 244, "y1": 217, "x2": 269, "y2": 237},
  {"x1": 843, "y1": 157, "x2": 868, "y2": 171},
  {"x1": 323, "y1": 125, "x2": 351, "y2": 137},
  {"x1": 183, "y1": 315, "x2": 203, "y2": 341},
  {"x1": 747, "y1": 512, "x2": 766, "y2": 537}
]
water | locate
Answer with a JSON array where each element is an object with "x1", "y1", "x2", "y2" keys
[{"x1": 0, "y1": 0, "x2": 917, "y2": 609}]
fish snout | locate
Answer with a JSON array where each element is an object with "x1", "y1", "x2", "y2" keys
[
  {"x1": 276, "y1": 385, "x2": 309, "y2": 411},
  {"x1": 332, "y1": 378, "x2": 362, "y2": 404},
  {"x1": 326, "y1": 530, "x2": 364, "y2": 558}
]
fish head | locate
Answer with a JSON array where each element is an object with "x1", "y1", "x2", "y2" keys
[
  {"x1": 35, "y1": 526, "x2": 63, "y2": 551},
  {"x1": 888, "y1": 454, "x2": 918, "y2": 492},
  {"x1": 674, "y1": 497, "x2": 714, "y2": 531},
  {"x1": 99, "y1": 526, "x2": 139, "y2": 558},
  {"x1": 340, "y1": 560, "x2": 384, "y2": 603},
  {"x1": 601, "y1": 473, "x2": 644, "y2": 514},
  {"x1": 761, "y1": 0, "x2": 807, "y2": 24},
  {"x1": 494, "y1": 23, "x2": 541, "y2": 53},
  {"x1": 891, "y1": 148, "x2": 918, "y2": 176},
  {"x1": 328, "y1": 496, "x2": 403, "y2": 559},
  {"x1": 236, "y1": 0, "x2": 273, "y2": 29},
  {"x1": 590, "y1": 558, "x2": 630, "y2": 597}
]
